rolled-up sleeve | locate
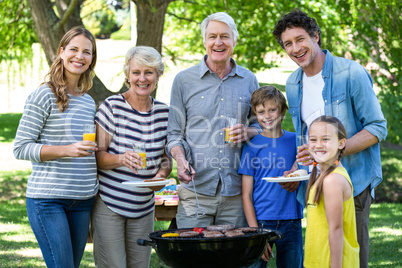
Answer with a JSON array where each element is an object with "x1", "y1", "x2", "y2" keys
[
  {"x1": 166, "y1": 73, "x2": 193, "y2": 161},
  {"x1": 350, "y1": 66, "x2": 387, "y2": 142}
]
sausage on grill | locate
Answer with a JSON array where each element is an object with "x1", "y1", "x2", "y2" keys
[
  {"x1": 202, "y1": 230, "x2": 225, "y2": 238},
  {"x1": 206, "y1": 224, "x2": 235, "y2": 232}
]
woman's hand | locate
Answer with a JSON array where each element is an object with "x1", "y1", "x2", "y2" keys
[
  {"x1": 40, "y1": 141, "x2": 97, "y2": 161},
  {"x1": 120, "y1": 150, "x2": 144, "y2": 174}
]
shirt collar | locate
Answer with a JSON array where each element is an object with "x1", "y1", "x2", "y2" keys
[
  {"x1": 198, "y1": 55, "x2": 244, "y2": 79},
  {"x1": 295, "y1": 49, "x2": 332, "y2": 83}
]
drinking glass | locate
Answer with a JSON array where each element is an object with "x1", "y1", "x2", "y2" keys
[
  {"x1": 225, "y1": 117, "x2": 238, "y2": 144},
  {"x1": 297, "y1": 135, "x2": 308, "y2": 167},
  {"x1": 83, "y1": 124, "x2": 96, "y2": 142},
  {"x1": 133, "y1": 142, "x2": 147, "y2": 169}
]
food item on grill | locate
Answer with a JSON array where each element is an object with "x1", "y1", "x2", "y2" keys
[
  {"x1": 193, "y1": 227, "x2": 206, "y2": 234},
  {"x1": 286, "y1": 169, "x2": 308, "y2": 178},
  {"x1": 202, "y1": 230, "x2": 225, "y2": 238},
  {"x1": 206, "y1": 224, "x2": 235, "y2": 232},
  {"x1": 161, "y1": 232, "x2": 180, "y2": 238},
  {"x1": 224, "y1": 230, "x2": 245, "y2": 237},
  {"x1": 175, "y1": 229, "x2": 193, "y2": 234},
  {"x1": 237, "y1": 227, "x2": 258, "y2": 233},
  {"x1": 143, "y1": 178, "x2": 166, "y2": 182},
  {"x1": 179, "y1": 231, "x2": 200, "y2": 238}
]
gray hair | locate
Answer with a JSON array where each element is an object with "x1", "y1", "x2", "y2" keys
[
  {"x1": 200, "y1": 12, "x2": 239, "y2": 43},
  {"x1": 123, "y1": 46, "x2": 164, "y2": 88}
]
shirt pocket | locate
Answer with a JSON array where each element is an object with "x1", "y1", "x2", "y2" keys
[
  {"x1": 288, "y1": 106, "x2": 300, "y2": 132},
  {"x1": 230, "y1": 94, "x2": 251, "y2": 123},
  {"x1": 187, "y1": 94, "x2": 217, "y2": 122},
  {"x1": 330, "y1": 92, "x2": 347, "y2": 118}
]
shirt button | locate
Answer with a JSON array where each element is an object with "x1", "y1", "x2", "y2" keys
[
  {"x1": 239, "y1": 97, "x2": 242, "y2": 100},
  {"x1": 219, "y1": 168, "x2": 221, "y2": 170},
  {"x1": 221, "y1": 115, "x2": 223, "y2": 117},
  {"x1": 220, "y1": 132, "x2": 223, "y2": 135},
  {"x1": 221, "y1": 98, "x2": 224, "y2": 101},
  {"x1": 219, "y1": 150, "x2": 222, "y2": 153},
  {"x1": 325, "y1": 100, "x2": 327, "y2": 103},
  {"x1": 201, "y1": 96, "x2": 204, "y2": 99}
]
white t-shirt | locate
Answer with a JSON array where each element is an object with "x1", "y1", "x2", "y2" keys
[{"x1": 301, "y1": 71, "x2": 325, "y2": 132}]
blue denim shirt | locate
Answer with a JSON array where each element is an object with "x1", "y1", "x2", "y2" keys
[
  {"x1": 166, "y1": 55, "x2": 260, "y2": 196},
  {"x1": 286, "y1": 50, "x2": 387, "y2": 206}
]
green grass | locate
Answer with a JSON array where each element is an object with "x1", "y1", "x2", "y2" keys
[
  {"x1": 0, "y1": 170, "x2": 401, "y2": 267},
  {"x1": 0, "y1": 113, "x2": 22, "y2": 143}
]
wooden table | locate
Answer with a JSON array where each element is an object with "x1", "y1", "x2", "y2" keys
[{"x1": 155, "y1": 199, "x2": 178, "y2": 229}]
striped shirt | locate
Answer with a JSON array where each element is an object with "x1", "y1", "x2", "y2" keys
[
  {"x1": 13, "y1": 85, "x2": 99, "y2": 199},
  {"x1": 95, "y1": 94, "x2": 169, "y2": 218}
]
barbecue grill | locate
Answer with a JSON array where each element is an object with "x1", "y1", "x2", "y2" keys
[{"x1": 137, "y1": 228, "x2": 283, "y2": 268}]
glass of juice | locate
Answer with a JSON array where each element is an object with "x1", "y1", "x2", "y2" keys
[
  {"x1": 133, "y1": 142, "x2": 147, "y2": 169},
  {"x1": 83, "y1": 124, "x2": 96, "y2": 142},
  {"x1": 297, "y1": 135, "x2": 308, "y2": 167},
  {"x1": 225, "y1": 117, "x2": 238, "y2": 144}
]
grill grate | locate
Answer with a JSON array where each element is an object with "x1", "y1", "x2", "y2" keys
[{"x1": 152, "y1": 228, "x2": 273, "y2": 241}]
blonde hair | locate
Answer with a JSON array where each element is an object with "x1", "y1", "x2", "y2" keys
[
  {"x1": 43, "y1": 27, "x2": 97, "y2": 112},
  {"x1": 123, "y1": 46, "x2": 164, "y2": 88},
  {"x1": 306, "y1": 116, "x2": 347, "y2": 204}
]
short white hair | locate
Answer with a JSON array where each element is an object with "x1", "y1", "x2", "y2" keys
[
  {"x1": 123, "y1": 46, "x2": 164, "y2": 88},
  {"x1": 200, "y1": 12, "x2": 239, "y2": 43}
]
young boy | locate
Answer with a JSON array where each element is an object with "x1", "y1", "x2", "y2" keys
[{"x1": 238, "y1": 86, "x2": 303, "y2": 268}]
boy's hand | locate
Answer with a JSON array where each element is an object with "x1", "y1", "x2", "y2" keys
[{"x1": 278, "y1": 181, "x2": 299, "y2": 192}]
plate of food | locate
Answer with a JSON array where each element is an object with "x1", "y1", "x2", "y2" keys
[
  {"x1": 122, "y1": 178, "x2": 175, "y2": 187},
  {"x1": 263, "y1": 170, "x2": 310, "y2": 183}
]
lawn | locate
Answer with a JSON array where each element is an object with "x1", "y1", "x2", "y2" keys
[
  {"x1": 0, "y1": 170, "x2": 401, "y2": 267},
  {"x1": 1, "y1": 110, "x2": 401, "y2": 267}
]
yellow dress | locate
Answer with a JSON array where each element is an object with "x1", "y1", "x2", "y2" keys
[{"x1": 304, "y1": 167, "x2": 359, "y2": 267}]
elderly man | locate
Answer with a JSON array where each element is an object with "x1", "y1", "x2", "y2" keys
[
  {"x1": 273, "y1": 9, "x2": 387, "y2": 268},
  {"x1": 166, "y1": 12, "x2": 260, "y2": 228}
]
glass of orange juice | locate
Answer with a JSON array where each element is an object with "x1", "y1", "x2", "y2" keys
[
  {"x1": 133, "y1": 142, "x2": 147, "y2": 169},
  {"x1": 83, "y1": 124, "x2": 96, "y2": 142},
  {"x1": 225, "y1": 117, "x2": 237, "y2": 144},
  {"x1": 297, "y1": 135, "x2": 308, "y2": 167}
]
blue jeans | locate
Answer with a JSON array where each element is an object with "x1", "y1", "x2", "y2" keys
[
  {"x1": 248, "y1": 219, "x2": 303, "y2": 268},
  {"x1": 26, "y1": 197, "x2": 94, "y2": 268}
]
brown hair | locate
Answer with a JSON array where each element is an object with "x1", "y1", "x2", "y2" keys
[
  {"x1": 43, "y1": 27, "x2": 97, "y2": 112},
  {"x1": 250, "y1": 86, "x2": 288, "y2": 117},
  {"x1": 306, "y1": 115, "x2": 347, "y2": 204},
  {"x1": 273, "y1": 9, "x2": 322, "y2": 49}
]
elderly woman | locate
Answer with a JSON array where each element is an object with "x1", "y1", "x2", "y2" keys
[{"x1": 91, "y1": 46, "x2": 172, "y2": 268}]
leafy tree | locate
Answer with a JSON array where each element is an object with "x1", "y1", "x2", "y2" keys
[{"x1": 0, "y1": 0, "x2": 400, "y2": 142}]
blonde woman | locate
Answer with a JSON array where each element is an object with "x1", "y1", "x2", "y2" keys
[{"x1": 92, "y1": 46, "x2": 172, "y2": 267}]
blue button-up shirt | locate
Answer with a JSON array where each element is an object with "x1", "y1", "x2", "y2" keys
[
  {"x1": 286, "y1": 50, "x2": 387, "y2": 206},
  {"x1": 166, "y1": 55, "x2": 260, "y2": 196}
]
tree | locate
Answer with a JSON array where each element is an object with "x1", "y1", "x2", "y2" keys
[{"x1": 1, "y1": 0, "x2": 400, "y2": 142}]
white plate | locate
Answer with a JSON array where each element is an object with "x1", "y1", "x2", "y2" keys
[
  {"x1": 122, "y1": 179, "x2": 175, "y2": 187},
  {"x1": 262, "y1": 175, "x2": 310, "y2": 183}
]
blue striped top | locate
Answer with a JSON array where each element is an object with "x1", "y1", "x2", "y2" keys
[
  {"x1": 95, "y1": 94, "x2": 169, "y2": 218},
  {"x1": 13, "y1": 85, "x2": 99, "y2": 199}
]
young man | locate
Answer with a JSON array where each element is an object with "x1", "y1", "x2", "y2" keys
[
  {"x1": 273, "y1": 9, "x2": 387, "y2": 268},
  {"x1": 239, "y1": 86, "x2": 303, "y2": 268},
  {"x1": 166, "y1": 12, "x2": 260, "y2": 228}
]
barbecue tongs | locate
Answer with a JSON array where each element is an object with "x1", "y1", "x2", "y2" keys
[{"x1": 188, "y1": 163, "x2": 206, "y2": 217}]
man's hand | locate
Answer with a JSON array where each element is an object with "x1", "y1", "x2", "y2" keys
[{"x1": 176, "y1": 159, "x2": 194, "y2": 184}]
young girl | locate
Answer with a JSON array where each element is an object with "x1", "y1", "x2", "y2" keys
[
  {"x1": 304, "y1": 115, "x2": 359, "y2": 267},
  {"x1": 14, "y1": 27, "x2": 99, "y2": 268}
]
